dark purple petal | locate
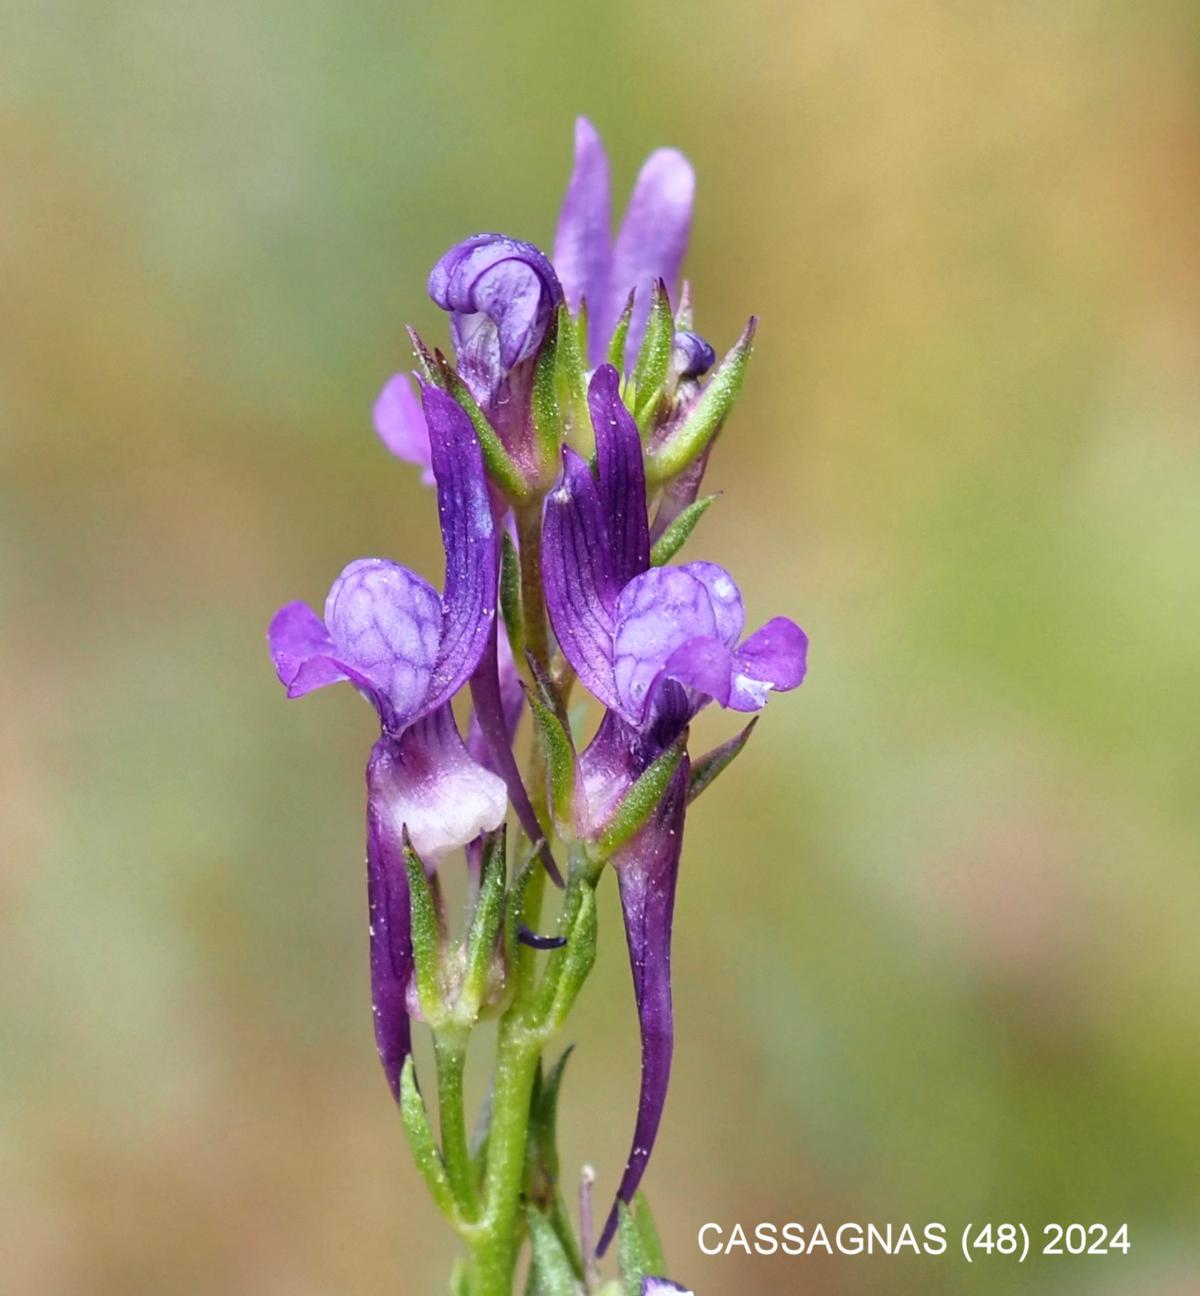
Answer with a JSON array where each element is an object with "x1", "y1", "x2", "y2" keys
[
  {"x1": 365, "y1": 736, "x2": 414, "y2": 1100},
  {"x1": 609, "y1": 149, "x2": 694, "y2": 364},
  {"x1": 370, "y1": 703, "x2": 507, "y2": 863},
  {"x1": 422, "y1": 385, "x2": 499, "y2": 714},
  {"x1": 589, "y1": 365, "x2": 650, "y2": 587},
  {"x1": 542, "y1": 448, "x2": 622, "y2": 711},
  {"x1": 268, "y1": 601, "x2": 349, "y2": 697},
  {"x1": 373, "y1": 373, "x2": 434, "y2": 485},
  {"x1": 469, "y1": 622, "x2": 564, "y2": 886},
  {"x1": 597, "y1": 755, "x2": 690, "y2": 1256},
  {"x1": 612, "y1": 567, "x2": 718, "y2": 723},
  {"x1": 553, "y1": 117, "x2": 612, "y2": 336},
  {"x1": 323, "y1": 558, "x2": 442, "y2": 728},
  {"x1": 428, "y1": 234, "x2": 563, "y2": 405},
  {"x1": 728, "y1": 616, "x2": 809, "y2": 709}
]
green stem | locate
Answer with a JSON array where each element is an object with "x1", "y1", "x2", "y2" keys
[
  {"x1": 515, "y1": 504, "x2": 550, "y2": 674},
  {"x1": 468, "y1": 1015, "x2": 543, "y2": 1295},
  {"x1": 434, "y1": 1028, "x2": 479, "y2": 1219}
]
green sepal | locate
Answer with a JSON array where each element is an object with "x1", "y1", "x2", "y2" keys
[
  {"x1": 526, "y1": 687, "x2": 577, "y2": 832},
  {"x1": 593, "y1": 736, "x2": 686, "y2": 860},
  {"x1": 449, "y1": 1259, "x2": 470, "y2": 1296},
  {"x1": 526, "y1": 1207, "x2": 583, "y2": 1295},
  {"x1": 405, "y1": 325, "x2": 439, "y2": 385},
  {"x1": 532, "y1": 313, "x2": 563, "y2": 480},
  {"x1": 645, "y1": 317, "x2": 757, "y2": 485},
  {"x1": 574, "y1": 297, "x2": 590, "y2": 376},
  {"x1": 649, "y1": 493, "x2": 718, "y2": 566},
  {"x1": 689, "y1": 718, "x2": 758, "y2": 803},
  {"x1": 617, "y1": 1201, "x2": 651, "y2": 1296},
  {"x1": 523, "y1": 1048, "x2": 586, "y2": 1282},
  {"x1": 607, "y1": 290, "x2": 635, "y2": 371},
  {"x1": 525, "y1": 649, "x2": 573, "y2": 735},
  {"x1": 399, "y1": 1056, "x2": 459, "y2": 1223},
  {"x1": 529, "y1": 1047, "x2": 573, "y2": 1189},
  {"x1": 673, "y1": 279, "x2": 693, "y2": 331},
  {"x1": 460, "y1": 829, "x2": 507, "y2": 1018},
  {"x1": 545, "y1": 886, "x2": 597, "y2": 1029},
  {"x1": 500, "y1": 533, "x2": 525, "y2": 664},
  {"x1": 439, "y1": 361, "x2": 530, "y2": 501},
  {"x1": 403, "y1": 832, "x2": 444, "y2": 1020},
  {"x1": 631, "y1": 280, "x2": 674, "y2": 433},
  {"x1": 502, "y1": 846, "x2": 540, "y2": 973},
  {"x1": 555, "y1": 304, "x2": 592, "y2": 458},
  {"x1": 629, "y1": 1193, "x2": 667, "y2": 1277}
]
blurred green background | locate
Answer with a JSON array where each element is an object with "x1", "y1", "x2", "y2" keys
[{"x1": 4, "y1": 2, "x2": 1199, "y2": 1293}]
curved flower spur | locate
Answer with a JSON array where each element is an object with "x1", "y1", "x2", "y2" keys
[{"x1": 269, "y1": 116, "x2": 808, "y2": 1295}]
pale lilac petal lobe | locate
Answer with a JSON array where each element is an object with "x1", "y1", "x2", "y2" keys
[
  {"x1": 421, "y1": 385, "x2": 499, "y2": 714},
  {"x1": 542, "y1": 448, "x2": 622, "y2": 711},
  {"x1": 729, "y1": 616, "x2": 809, "y2": 709},
  {"x1": 610, "y1": 147, "x2": 695, "y2": 361},
  {"x1": 268, "y1": 601, "x2": 346, "y2": 697},
  {"x1": 597, "y1": 756, "x2": 690, "y2": 1256},
  {"x1": 661, "y1": 635, "x2": 735, "y2": 707},
  {"x1": 374, "y1": 705, "x2": 507, "y2": 863},
  {"x1": 680, "y1": 561, "x2": 744, "y2": 646},
  {"x1": 373, "y1": 373, "x2": 434, "y2": 483},
  {"x1": 613, "y1": 567, "x2": 717, "y2": 722},
  {"x1": 554, "y1": 116, "x2": 612, "y2": 336},
  {"x1": 589, "y1": 364, "x2": 650, "y2": 587},
  {"x1": 643, "y1": 1282, "x2": 693, "y2": 1296},
  {"x1": 324, "y1": 558, "x2": 442, "y2": 726},
  {"x1": 366, "y1": 738, "x2": 414, "y2": 1099}
]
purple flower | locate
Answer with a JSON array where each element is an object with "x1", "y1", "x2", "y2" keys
[
  {"x1": 268, "y1": 385, "x2": 504, "y2": 1095},
  {"x1": 542, "y1": 364, "x2": 807, "y2": 1252},
  {"x1": 428, "y1": 234, "x2": 563, "y2": 413},
  {"x1": 554, "y1": 117, "x2": 695, "y2": 365},
  {"x1": 642, "y1": 1281, "x2": 694, "y2": 1296}
]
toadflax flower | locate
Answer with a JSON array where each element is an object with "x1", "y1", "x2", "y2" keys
[
  {"x1": 542, "y1": 364, "x2": 808, "y2": 1251},
  {"x1": 267, "y1": 385, "x2": 505, "y2": 1096}
]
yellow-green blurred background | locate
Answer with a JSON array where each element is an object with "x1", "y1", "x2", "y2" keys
[{"x1": 4, "y1": 3, "x2": 1199, "y2": 1293}]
